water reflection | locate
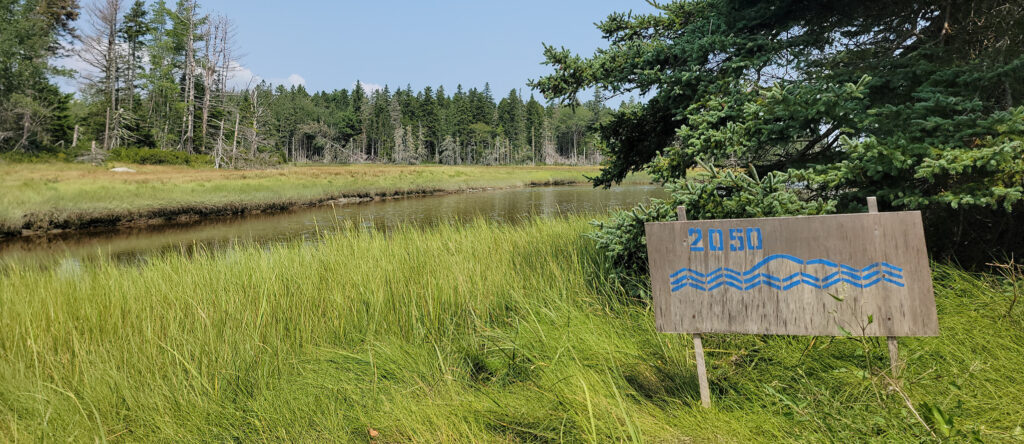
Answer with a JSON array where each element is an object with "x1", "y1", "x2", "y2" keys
[{"x1": 0, "y1": 184, "x2": 667, "y2": 267}]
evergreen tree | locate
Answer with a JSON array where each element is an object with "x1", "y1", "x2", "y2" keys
[
  {"x1": 119, "y1": 0, "x2": 148, "y2": 113},
  {"x1": 525, "y1": 95, "x2": 545, "y2": 163},
  {"x1": 142, "y1": 0, "x2": 181, "y2": 150},
  {"x1": 534, "y1": 0, "x2": 1024, "y2": 261},
  {"x1": 497, "y1": 89, "x2": 526, "y2": 158},
  {"x1": 0, "y1": 0, "x2": 78, "y2": 152},
  {"x1": 387, "y1": 89, "x2": 402, "y2": 161},
  {"x1": 1, "y1": 0, "x2": 618, "y2": 166}
]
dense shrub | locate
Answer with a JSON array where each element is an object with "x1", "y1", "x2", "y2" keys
[
  {"x1": 107, "y1": 147, "x2": 212, "y2": 166},
  {"x1": 0, "y1": 150, "x2": 76, "y2": 163},
  {"x1": 590, "y1": 162, "x2": 835, "y2": 290}
]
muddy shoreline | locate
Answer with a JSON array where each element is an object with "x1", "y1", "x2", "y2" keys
[{"x1": 1, "y1": 179, "x2": 586, "y2": 241}]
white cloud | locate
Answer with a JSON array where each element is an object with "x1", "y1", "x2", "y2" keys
[
  {"x1": 226, "y1": 62, "x2": 306, "y2": 90},
  {"x1": 284, "y1": 74, "x2": 306, "y2": 87},
  {"x1": 226, "y1": 62, "x2": 258, "y2": 90}
]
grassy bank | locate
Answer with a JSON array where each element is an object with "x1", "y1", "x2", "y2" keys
[
  {"x1": 0, "y1": 217, "x2": 1021, "y2": 441},
  {"x1": 0, "y1": 163, "x2": 625, "y2": 236}
]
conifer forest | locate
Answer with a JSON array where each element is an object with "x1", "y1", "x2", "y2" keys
[{"x1": 1, "y1": 0, "x2": 614, "y2": 167}]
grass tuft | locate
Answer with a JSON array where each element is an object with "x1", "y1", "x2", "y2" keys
[{"x1": 0, "y1": 217, "x2": 1021, "y2": 441}]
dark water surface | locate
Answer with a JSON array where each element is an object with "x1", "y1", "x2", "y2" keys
[{"x1": 1, "y1": 184, "x2": 667, "y2": 267}]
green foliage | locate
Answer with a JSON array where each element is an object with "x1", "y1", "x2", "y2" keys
[
  {"x1": 588, "y1": 199, "x2": 674, "y2": 290},
  {"x1": 535, "y1": 0, "x2": 1024, "y2": 262},
  {"x1": 107, "y1": 147, "x2": 212, "y2": 166},
  {"x1": 591, "y1": 162, "x2": 835, "y2": 286},
  {"x1": 790, "y1": 102, "x2": 1024, "y2": 263},
  {"x1": 2, "y1": 0, "x2": 615, "y2": 166},
  {"x1": 666, "y1": 163, "x2": 836, "y2": 221},
  {"x1": 0, "y1": 0, "x2": 78, "y2": 152},
  {"x1": 0, "y1": 148, "x2": 77, "y2": 163}
]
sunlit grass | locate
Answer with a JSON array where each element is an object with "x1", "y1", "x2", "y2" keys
[
  {"x1": 0, "y1": 217, "x2": 1020, "y2": 441},
  {"x1": 0, "y1": 163, "x2": 645, "y2": 234}
]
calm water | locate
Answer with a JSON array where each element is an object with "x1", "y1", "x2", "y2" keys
[{"x1": 0, "y1": 184, "x2": 667, "y2": 267}]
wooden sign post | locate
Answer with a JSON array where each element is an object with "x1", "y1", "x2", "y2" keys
[
  {"x1": 646, "y1": 198, "x2": 939, "y2": 408},
  {"x1": 867, "y1": 197, "x2": 903, "y2": 377}
]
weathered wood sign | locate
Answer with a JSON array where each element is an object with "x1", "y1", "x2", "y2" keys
[
  {"x1": 646, "y1": 211, "x2": 939, "y2": 336},
  {"x1": 644, "y1": 201, "x2": 939, "y2": 407}
]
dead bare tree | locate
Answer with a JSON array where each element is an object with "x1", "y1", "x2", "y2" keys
[
  {"x1": 218, "y1": 17, "x2": 239, "y2": 165},
  {"x1": 199, "y1": 18, "x2": 215, "y2": 151},
  {"x1": 176, "y1": 0, "x2": 200, "y2": 153},
  {"x1": 79, "y1": 0, "x2": 124, "y2": 150},
  {"x1": 215, "y1": 16, "x2": 237, "y2": 96},
  {"x1": 191, "y1": 13, "x2": 240, "y2": 165},
  {"x1": 7, "y1": 97, "x2": 52, "y2": 152},
  {"x1": 213, "y1": 15, "x2": 238, "y2": 166},
  {"x1": 245, "y1": 79, "x2": 272, "y2": 156}
]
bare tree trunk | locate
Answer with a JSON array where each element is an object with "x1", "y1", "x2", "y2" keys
[
  {"x1": 250, "y1": 114, "x2": 258, "y2": 156},
  {"x1": 200, "y1": 22, "x2": 214, "y2": 151},
  {"x1": 200, "y1": 16, "x2": 232, "y2": 152},
  {"x1": 103, "y1": 107, "x2": 111, "y2": 150},
  {"x1": 232, "y1": 111, "x2": 239, "y2": 157},
  {"x1": 125, "y1": 64, "x2": 133, "y2": 112},
  {"x1": 15, "y1": 111, "x2": 31, "y2": 151},
  {"x1": 103, "y1": 1, "x2": 118, "y2": 150},
  {"x1": 180, "y1": 1, "x2": 198, "y2": 153},
  {"x1": 72, "y1": 125, "x2": 79, "y2": 147},
  {"x1": 216, "y1": 118, "x2": 224, "y2": 168},
  {"x1": 217, "y1": 17, "x2": 234, "y2": 95},
  {"x1": 246, "y1": 82, "x2": 269, "y2": 157},
  {"x1": 80, "y1": 0, "x2": 123, "y2": 151},
  {"x1": 572, "y1": 130, "x2": 578, "y2": 162}
]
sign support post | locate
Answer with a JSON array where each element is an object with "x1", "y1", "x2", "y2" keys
[
  {"x1": 867, "y1": 196, "x2": 901, "y2": 377},
  {"x1": 678, "y1": 206, "x2": 712, "y2": 408}
]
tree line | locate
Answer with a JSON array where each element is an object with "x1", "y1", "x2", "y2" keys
[
  {"x1": 0, "y1": 0, "x2": 615, "y2": 167},
  {"x1": 254, "y1": 81, "x2": 614, "y2": 167}
]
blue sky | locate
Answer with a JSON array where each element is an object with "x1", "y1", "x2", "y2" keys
[{"x1": 203, "y1": 0, "x2": 659, "y2": 101}]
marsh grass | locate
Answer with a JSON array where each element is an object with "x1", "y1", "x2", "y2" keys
[
  {"x1": 0, "y1": 217, "x2": 1021, "y2": 442},
  {"x1": 0, "y1": 163, "x2": 628, "y2": 234}
]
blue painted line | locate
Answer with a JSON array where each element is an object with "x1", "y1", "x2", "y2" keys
[
  {"x1": 883, "y1": 277, "x2": 906, "y2": 287},
  {"x1": 864, "y1": 262, "x2": 904, "y2": 273},
  {"x1": 671, "y1": 256, "x2": 905, "y2": 281},
  {"x1": 670, "y1": 269, "x2": 904, "y2": 287},
  {"x1": 840, "y1": 270, "x2": 861, "y2": 280},
  {"x1": 743, "y1": 254, "x2": 803, "y2": 276},
  {"x1": 779, "y1": 280, "x2": 798, "y2": 290},
  {"x1": 667, "y1": 254, "x2": 906, "y2": 292}
]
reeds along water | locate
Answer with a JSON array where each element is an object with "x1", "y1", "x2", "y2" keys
[
  {"x1": 0, "y1": 163, "x2": 623, "y2": 237},
  {"x1": 0, "y1": 183, "x2": 667, "y2": 267},
  {"x1": 0, "y1": 217, "x2": 1021, "y2": 442}
]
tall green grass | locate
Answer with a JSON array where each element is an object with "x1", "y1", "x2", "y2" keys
[
  {"x1": 0, "y1": 217, "x2": 1021, "y2": 442},
  {"x1": 1, "y1": 163, "x2": 648, "y2": 234}
]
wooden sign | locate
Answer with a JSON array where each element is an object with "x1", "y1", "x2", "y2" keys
[
  {"x1": 645, "y1": 200, "x2": 939, "y2": 408},
  {"x1": 645, "y1": 211, "x2": 939, "y2": 337}
]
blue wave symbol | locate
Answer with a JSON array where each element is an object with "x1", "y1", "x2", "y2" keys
[{"x1": 669, "y1": 254, "x2": 905, "y2": 292}]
